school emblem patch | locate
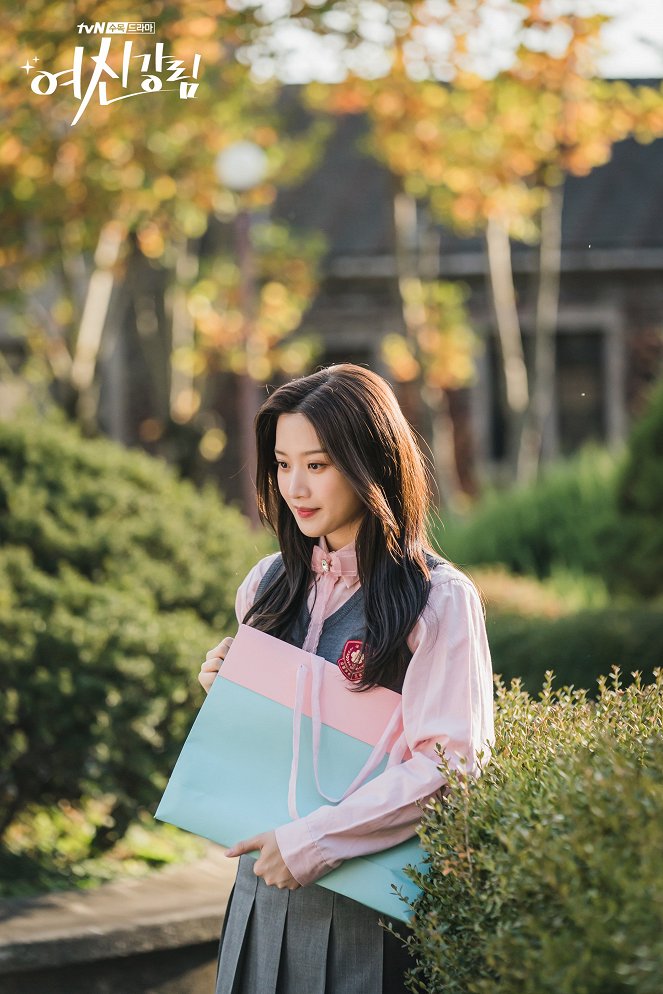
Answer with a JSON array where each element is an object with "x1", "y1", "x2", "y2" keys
[{"x1": 337, "y1": 639, "x2": 364, "y2": 683}]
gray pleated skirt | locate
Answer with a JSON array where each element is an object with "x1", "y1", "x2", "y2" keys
[{"x1": 215, "y1": 856, "x2": 412, "y2": 994}]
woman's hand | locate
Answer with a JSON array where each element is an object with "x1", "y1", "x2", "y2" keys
[
  {"x1": 198, "y1": 636, "x2": 234, "y2": 693},
  {"x1": 225, "y1": 831, "x2": 301, "y2": 890}
]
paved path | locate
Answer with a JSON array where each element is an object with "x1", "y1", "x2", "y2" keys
[{"x1": 0, "y1": 844, "x2": 236, "y2": 973}]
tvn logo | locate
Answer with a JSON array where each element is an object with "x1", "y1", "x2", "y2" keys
[{"x1": 76, "y1": 22, "x2": 156, "y2": 34}]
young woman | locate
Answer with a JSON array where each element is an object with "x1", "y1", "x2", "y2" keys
[{"x1": 199, "y1": 364, "x2": 494, "y2": 994}]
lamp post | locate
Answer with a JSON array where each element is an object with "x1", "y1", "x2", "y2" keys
[{"x1": 215, "y1": 142, "x2": 268, "y2": 525}]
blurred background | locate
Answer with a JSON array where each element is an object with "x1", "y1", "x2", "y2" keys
[
  {"x1": 3, "y1": 0, "x2": 663, "y2": 504},
  {"x1": 1, "y1": 0, "x2": 662, "y2": 960}
]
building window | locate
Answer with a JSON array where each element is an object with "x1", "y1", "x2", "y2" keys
[
  {"x1": 484, "y1": 328, "x2": 607, "y2": 464},
  {"x1": 556, "y1": 330, "x2": 605, "y2": 454}
]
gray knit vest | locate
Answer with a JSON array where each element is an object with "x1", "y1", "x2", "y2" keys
[
  {"x1": 255, "y1": 554, "x2": 366, "y2": 672},
  {"x1": 253, "y1": 553, "x2": 441, "y2": 693}
]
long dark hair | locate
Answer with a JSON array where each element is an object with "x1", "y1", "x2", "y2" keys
[{"x1": 244, "y1": 364, "x2": 438, "y2": 690}]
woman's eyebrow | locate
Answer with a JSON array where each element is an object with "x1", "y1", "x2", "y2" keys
[{"x1": 274, "y1": 448, "x2": 328, "y2": 456}]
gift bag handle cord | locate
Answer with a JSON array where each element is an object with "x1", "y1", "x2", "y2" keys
[{"x1": 288, "y1": 654, "x2": 402, "y2": 820}]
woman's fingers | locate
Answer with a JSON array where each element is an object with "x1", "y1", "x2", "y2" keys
[
  {"x1": 200, "y1": 659, "x2": 221, "y2": 672},
  {"x1": 225, "y1": 834, "x2": 265, "y2": 858},
  {"x1": 198, "y1": 636, "x2": 234, "y2": 692},
  {"x1": 205, "y1": 636, "x2": 234, "y2": 662},
  {"x1": 226, "y1": 832, "x2": 300, "y2": 890},
  {"x1": 198, "y1": 671, "x2": 216, "y2": 693}
]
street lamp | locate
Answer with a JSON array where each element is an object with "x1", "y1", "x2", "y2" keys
[
  {"x1": 214, "y1": 142, "x2": 269, "y2": 525},
  {"x1": 215, "y1": 142, "x2": 269, "y2": 193}
]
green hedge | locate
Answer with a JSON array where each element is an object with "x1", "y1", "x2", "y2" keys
[
  {"x1": 432, "y1": 448, "x2": 618, "y2": 579},
  {"x1": 487, "y1": 607, "x2": 663, "y2": 693},
  {"x1": 434, "y1": 381, "x2": 663, "y2": 601},
  {"x1": 406, "y1": 671, "x2": 663, "y2": 994},
  {"x1": 603, "y1": 378, "x2": 663, "y2": 598},
  {"x1": 0, "y1": 417, "x2": 270, "y2": 870}
]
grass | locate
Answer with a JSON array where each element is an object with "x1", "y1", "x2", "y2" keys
[
  {"x1": 468, "y1": 565, "x2": 611, "y2": 619},
  {"x1": 0, "y1": 797, "x2": 206, "y2": 898}
]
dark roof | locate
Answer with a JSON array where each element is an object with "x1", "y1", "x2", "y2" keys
[
  {"x1": 276, "y1": 112, "x2": 395, "y2": 258},
  {"x1": 562, "y1": 136, "x2": 663, "y2": 250},
  {"x1": 274, "y1": 84, "x2": 663, "y2": 261}
]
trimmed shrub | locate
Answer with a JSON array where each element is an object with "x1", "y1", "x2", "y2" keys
[
  {"x1": 433, "y1": 448, "x2": 618, "y2": 579},
  {"x1": 406, "y1": 671, "x2": 663, "y2": 994},
  {"x1": 603, "y1": 378, "x2": 663, "y2": 598},
  {"x1": 487, "y1": 607, "x2": 663, "y2": 693},
  {"x1": 0, "y1": 417, "x2": 270, "y2": 860},
  {"x1": 472, "y1": 565, "x2": 609, "y2": 619}
]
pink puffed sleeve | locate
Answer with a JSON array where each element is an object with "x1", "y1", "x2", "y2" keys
[
  {"x1": 234, "y1": 553, "x2": 282, "y2": 625},
  {"x1": 274, "y1": 567, "x2": 495, "y2": 887}
]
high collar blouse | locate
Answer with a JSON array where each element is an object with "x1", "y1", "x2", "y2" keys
[
  {"x1": 234, "y1": 540, "x2": 495, "y2": 889},
  {"x1": 303, "y1": 536, "x2": 359, "y2": 653}
]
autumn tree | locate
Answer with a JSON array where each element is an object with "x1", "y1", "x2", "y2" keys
[
  {"x1": 354, "y1": 63, "x2": 663, "y2": 479},
  {"x1": 2, "y1": 0, "x2": 255, "y2": 410},
  {"x1": 1, "y1": 0, "x2": 329, "y2": 514},
  {"x1": 242, "y1": 0, "x2": 663, "y2": 482}
]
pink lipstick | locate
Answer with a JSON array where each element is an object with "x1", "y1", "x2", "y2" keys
[{"x1": 296, "y1": 508, "x2": 318, "y2": 518}]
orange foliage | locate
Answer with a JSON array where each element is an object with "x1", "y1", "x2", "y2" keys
[{"x1": 304, "y1": 0, "x2": 663, "y2": 241}]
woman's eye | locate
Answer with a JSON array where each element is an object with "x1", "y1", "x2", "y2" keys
[{"x1": 275, "y1": 460, "x2": 326, "y2": 471}]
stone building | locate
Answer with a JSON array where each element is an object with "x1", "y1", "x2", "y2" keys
[{"x1": 273, "y1": 108, "x2": 663, "y2": 482}]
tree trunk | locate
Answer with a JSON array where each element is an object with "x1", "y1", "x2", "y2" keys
[
  {"x1": 168, "y1": 238, "x2": 198, "y2": 427},
  {"x1": 425, "y1": 387, "x2": 465, "y2": 514},
  {"x1": 518, "y1": 182, "x2": 564, "y2": 482},
  {"x1": 235, "y1": 210, "x2": 261, "y2": 527},
  {"x1": 127, "y1": 243, "x2": 171, "y2": 426},
  {"x1": 484, "y1": 216, "x2": 529, "y2": 478},
  {"x1": 392, "y1": 185, "x2": 465, "y2": 508},
  {"x1": 56, "y1": 233, "x2": 87, "y2": 343},
  {"x1": 71, "y1": 221, "x2": 125, "y2": 433},
  {"x1": 447, "y1": 387, "x2": 479, "y2": 499}
]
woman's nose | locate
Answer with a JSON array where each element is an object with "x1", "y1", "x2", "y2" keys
[{"x1": 287, "y1": 468, "x2": 310, "y2": 498}]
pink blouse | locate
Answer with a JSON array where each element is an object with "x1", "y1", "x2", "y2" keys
[{"x1": 234, "y1": 542, "x2": 494, "y2": 887}]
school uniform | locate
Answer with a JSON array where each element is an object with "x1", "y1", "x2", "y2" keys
[{"x1": 215, "y1": 539, "x2": 494, "y2": 994}]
